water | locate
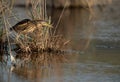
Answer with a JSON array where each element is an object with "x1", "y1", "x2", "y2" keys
[{"x1": 0, "y1": 0, "x2": 120, "y2": 82}]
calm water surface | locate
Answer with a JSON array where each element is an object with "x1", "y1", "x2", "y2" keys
[{"x1": 0, "y1": 1, "x2": 120, "y2": 82}]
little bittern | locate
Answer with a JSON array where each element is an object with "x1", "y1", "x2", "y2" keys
[{"x1": 10, "y1": 19, "x2": 52, "y2": 34}]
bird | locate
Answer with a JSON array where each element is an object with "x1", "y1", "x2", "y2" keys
[
  {"x1": 10, "y1": 19, "x2": 52, "y2": 34},
  {"x1": 10, "y1": 19, "x2": 53, "y2": 41}
]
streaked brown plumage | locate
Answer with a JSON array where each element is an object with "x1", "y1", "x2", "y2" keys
[{"x1": 10, "y1": 19, "x2": 52, "y2": 34}]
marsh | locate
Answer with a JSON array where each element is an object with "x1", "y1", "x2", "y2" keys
[{"x1": 0, "y1": 0, "x2": 120, "y2": 82}]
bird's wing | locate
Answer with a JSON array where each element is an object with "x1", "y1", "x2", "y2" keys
[
  {"x1": 14, "y1": 23, "x2": 29, "y2": 32},
  {"x1": 12, "y1": 19, "x2": 31, "y2": 29},
  {"x1": 15, "y1": 19, "x2": 30, "y2": 26}
]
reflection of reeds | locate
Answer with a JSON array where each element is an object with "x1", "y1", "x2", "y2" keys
[
  {"x1": 10, "y1": 53, "x2": 67, "y2": 80},
  {"x1": 87, "y1": 0, "x2": 112, "y2": 19},
  {"x1": 86, "y1": 0, "x2": 112, "y2": 8}
]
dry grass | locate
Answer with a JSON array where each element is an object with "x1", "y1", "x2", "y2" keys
[
  {"x1": 0, "y1": 0, "x2": 69, "y2": 54},
  {"x1": 0, "y1": 0, "x2": 14, "y2": 55}
]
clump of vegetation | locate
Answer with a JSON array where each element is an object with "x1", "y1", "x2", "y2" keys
[
  {"x1": 0, "y1": 0, "x2": 69, "y2": 54},
  {"x1": 15, "y1": 0, "x2": 69, "y2": 53}
]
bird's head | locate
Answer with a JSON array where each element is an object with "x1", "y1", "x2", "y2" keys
[{"x1": 36, "y1": 20, "x2": 53, "y2": 28}]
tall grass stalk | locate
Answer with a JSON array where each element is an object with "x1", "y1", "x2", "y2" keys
[
  {"x1": 0, "y1": 0, "x2": 15, "y2": 62},
  {"x1": 53, "y1": 1, "x2": 68, "y2": 36}
]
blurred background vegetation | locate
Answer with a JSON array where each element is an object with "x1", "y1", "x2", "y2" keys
[{"x1": 14, "y1": 0, "x2": 112, "y2": 8}]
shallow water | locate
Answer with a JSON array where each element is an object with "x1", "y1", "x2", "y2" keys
[{"x1": 0, "y1": 0, "x2": 120, "y2": 82}]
